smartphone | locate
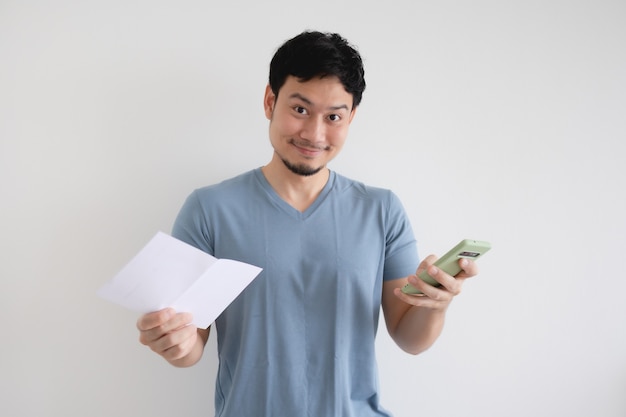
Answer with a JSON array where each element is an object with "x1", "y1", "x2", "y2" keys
[{"x1": 401, "y1": 239, "x2": 491, "y2": 295}]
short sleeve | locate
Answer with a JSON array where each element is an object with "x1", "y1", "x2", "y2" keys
[
  {"x1": 171, "y1": 190, "x2": 214, "y2": 256},
  {"x1": 382, "y1": 191, "x2": 419, "y2": 280}
]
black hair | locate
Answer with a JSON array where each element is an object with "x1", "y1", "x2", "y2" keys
[{"x1": 269, "y1": 31, "x2": 366, "y2": 108}]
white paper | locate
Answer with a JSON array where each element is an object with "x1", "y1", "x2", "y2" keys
[{"x1": 97, "y1": 231, "x2": 262, "y2": 328}]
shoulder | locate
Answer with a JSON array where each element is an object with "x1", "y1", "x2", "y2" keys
[
  {"x1": 195, "y1": 169, "x2": 258, "y2": 195},
  {"x1": 332, "y1": 171, "x2": 402, "y2": 207},
  {"x1": 172, "y1": 169, "x2": 261, "y2": 253},
  {"x1": 176, "y1": 169, "x2": 262, "y2": 225},
  {"x1": 189, "y1": 169, "x2": 261, "y2": 206}
]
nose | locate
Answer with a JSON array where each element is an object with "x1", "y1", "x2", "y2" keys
[{"x1": 300, "y1": 116, "x2": 326, "y2": 143}]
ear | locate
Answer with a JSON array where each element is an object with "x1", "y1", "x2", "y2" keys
[{"x1": 263, "y1": 84, "x2": 276, "y2": 120}]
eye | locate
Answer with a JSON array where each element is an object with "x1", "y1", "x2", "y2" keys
[
  {"x1": 328, "y1": 114, "x2": 341, "y2": 122},
  {"x1": 294, "y1": 106, "x2": 308, "y2": 115}
]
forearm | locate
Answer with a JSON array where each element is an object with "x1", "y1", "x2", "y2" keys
[{"x1": 391, "y1": 306, "x2": 447, "y2": 355}]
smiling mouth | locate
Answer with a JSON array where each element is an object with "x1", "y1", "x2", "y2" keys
[{"x1": 290, "y1": 139, "x2": 329, "y2": 154}]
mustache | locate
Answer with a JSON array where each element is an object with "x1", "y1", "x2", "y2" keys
[{"x1": 290, "y1": 139, "x2": 329, "y2": 151}]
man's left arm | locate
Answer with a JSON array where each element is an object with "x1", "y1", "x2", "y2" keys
[{"x1": 381, "y1": 255, "x2": 479, "y2": 355}]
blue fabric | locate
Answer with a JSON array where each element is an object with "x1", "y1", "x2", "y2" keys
[{"x1": 172, "y1": 168, "x2": 419, "y2": 417}]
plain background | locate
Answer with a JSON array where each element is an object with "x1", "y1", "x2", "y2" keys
[{"x1": 2, "y1": 1, "x2": 625, "y2": 416}]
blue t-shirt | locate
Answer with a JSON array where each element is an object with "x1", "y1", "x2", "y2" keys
[{"x1": 172, "y1": 168, "x2": 419, "y2": 417}]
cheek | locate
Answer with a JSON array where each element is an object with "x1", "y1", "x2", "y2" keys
[
  {"x1": 271, "y1": 114, "x2": 301, "y2": 137},
  {"x1": 328, "y1": 126, "x2": 350, "y2": 148}
]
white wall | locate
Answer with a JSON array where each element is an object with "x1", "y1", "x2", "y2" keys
[{"x1": 2, "y1": 1, "x2": 625, "y2": 416}]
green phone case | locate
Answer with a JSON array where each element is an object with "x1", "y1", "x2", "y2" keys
[{"x1": 401, "y1": 239, "x2": 491, "y2": 295}]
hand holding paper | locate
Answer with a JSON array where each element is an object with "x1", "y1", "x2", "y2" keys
[{"x1": 97, "y1": 232, "x2": 263, "y2": 328}]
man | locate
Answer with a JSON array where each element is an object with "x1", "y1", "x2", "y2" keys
[{"x1": 137, "y1": 31, "x2": 478, "y2": 416}]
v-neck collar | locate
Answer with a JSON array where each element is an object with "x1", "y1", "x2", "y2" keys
[{"x1": 254, "y1": 167, "x2": 335, "y2": 220}]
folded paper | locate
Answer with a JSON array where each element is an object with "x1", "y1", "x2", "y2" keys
[{"x1": 97, "y1": 231, "x2": 262, "y2": 328}]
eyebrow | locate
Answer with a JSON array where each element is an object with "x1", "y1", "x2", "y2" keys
[{"x1": 288, "y1": 93, "x2": 350, "y2": 112}]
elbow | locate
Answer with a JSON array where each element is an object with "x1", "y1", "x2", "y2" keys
[
  {"x1": 392, "y1": 334, "x2": 435, "y2": 356},
  {"x1": 400, "y1": 342, "x2": 433, "y2": 356}
]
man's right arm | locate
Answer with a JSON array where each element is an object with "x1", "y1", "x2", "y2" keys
[{"x1": 137, "y1": 308, "x2": 210, "y2": 368}]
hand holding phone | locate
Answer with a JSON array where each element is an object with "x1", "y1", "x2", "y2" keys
[{"x1": 401, "y1": 239, "x2": 491, "y2": 295}]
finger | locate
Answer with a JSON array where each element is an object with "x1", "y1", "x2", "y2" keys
[
  {"x1": 402, "y1": 269, "x2": 459, "y2": 302},
  {"x1": 161, "y1": 327, "x2": 198, "y2": 361},
  {"x1": 416, "y1": 254, "x2": 438, "y2": 275},
  {"x1": 136, "y1": 308, "x2": 175, "y2": 331},
  {"x1": 151, "y1": 323, "x2": 197, "y2": 357},
  {"x1": 394, "y1": 286, "x2": 449, "y2": 309},
  {"x1": 455, "y1": 258, "x2": 479, "y2": 279},
  {"x1": 139, "y1": 312, "x2": 194, "y2": 345},
  {"x1": 404, "y1": 273, "x2": 451, "y2": 301},
  {"x1": 425, "y1": 265, "x2": 463, "y2": 296},
  {"x1": 406, "y1": 273, "x2": 437, "y2": 295}
]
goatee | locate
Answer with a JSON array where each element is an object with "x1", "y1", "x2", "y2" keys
[{"x1": 280, "y1": 157, "x2": 324, "y2": 177}]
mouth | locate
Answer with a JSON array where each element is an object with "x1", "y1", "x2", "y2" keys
[{"x1": 290, "y1": 139, "x2": 328, "y2": 157}]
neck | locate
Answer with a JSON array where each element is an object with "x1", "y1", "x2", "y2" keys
[{"x1": 261, "y1": 156, "x2": 330, "y2": 212}]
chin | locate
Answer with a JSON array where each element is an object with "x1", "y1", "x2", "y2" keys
[{"x1": 281, "y1": 158, "x2": 324, "y2": 177}]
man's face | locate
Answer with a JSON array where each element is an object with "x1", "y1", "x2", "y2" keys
[{"x1": 264, "y1": 75, "x2": 356, "y2": 176}]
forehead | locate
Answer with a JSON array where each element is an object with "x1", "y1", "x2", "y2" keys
[{"x1": 279, "y1": 75, "x2": 353, "y2": 109}]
